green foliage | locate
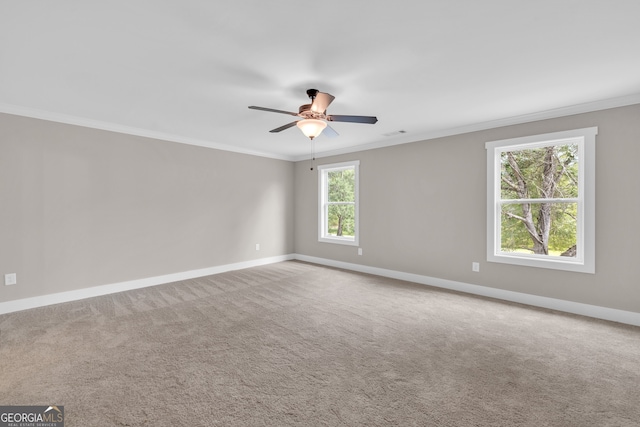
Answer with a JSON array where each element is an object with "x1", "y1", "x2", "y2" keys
[
  {"x1": 327, "y1": 169, "x2": 355, "y2": 237},
  {"x1": 500, "y1": 144, "x2": 578, "y2": 255}
]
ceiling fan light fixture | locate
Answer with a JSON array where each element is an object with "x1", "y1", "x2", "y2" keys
[{"x1": 296, "y1": 119, "x2": 327, "y2": 140}]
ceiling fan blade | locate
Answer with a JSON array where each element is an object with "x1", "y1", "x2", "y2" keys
[
  {"x1": 311, "y1": 92, "x2": 335, "y2": 114},
  {"x1": 249, "y1": 106, "x2": 299, "y2": 116},
  {"x1": 269, "y1": 121, "x2": 298, "y2": 133},
  {"x1": 321, "y1": 124, "x2": 339, "y2": 138},
  {"x1": 327, "y1": 114, "x2": 378, "y2": 124}
]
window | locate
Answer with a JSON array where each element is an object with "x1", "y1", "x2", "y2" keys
[
  {"x1": 318, "y1": 160, "x2": 359, "y2": 246},
  {"x1": 485, "y1": 127, "x2": 596, "y2": 273}
]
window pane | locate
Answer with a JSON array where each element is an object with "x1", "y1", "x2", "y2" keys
[
  {"x1": 328, "y1": 169, "x2": 355, "y2": 202},
  {"x1": 501, "y1": 144, "x2": 578, "y2": 200},
  {"x1": 500, "y1": 202, "x2": 577, "y2": 257},
  {"x1": 327, "y1": 204, "x2": 355, "y2": 238}
]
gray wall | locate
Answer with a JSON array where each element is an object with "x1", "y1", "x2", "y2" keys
[
  {"x1": 0, "y1": 113, "x2": 294, "y2": 303},
  {"x1": 294, "y1": 104, "x2": 640, "y2": 314},
  {"x1": 3, "y1": 104, "x2": 639, "y2": 315}
]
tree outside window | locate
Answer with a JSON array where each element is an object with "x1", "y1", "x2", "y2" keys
[
  {"x1": 327, "y1": 168, "x2": 356, "y2": 237},
  {"x1": 500, "y1": 144, "x2": 578, "y2": 256}
]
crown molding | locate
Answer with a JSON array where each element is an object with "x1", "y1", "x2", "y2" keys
[
  {"x1": 0, "y1": 103, "x2": 295, "y2": 161},
  {"x1": 297, "y1": 92, "x2": 640, "y2": 161},
  {"x1": 3, "y1": 92, "x2": 639, "y2": 163}
]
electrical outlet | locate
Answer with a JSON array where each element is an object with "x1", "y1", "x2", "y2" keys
[
  {"x1": 358, "y1": 248, "x2": 363, "y2": 256},
  {"x1": 472, "y1": 262, "x2": 480, "y2": 272},
  {"x1": 5, "y1": 273, "x2": 17, "y2": 286},
  {"x1": 255, "y1": 243, "x2": 260, "y2": 251}
]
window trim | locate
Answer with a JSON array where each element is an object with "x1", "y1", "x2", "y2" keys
[
  {"x1": 485, "y1": 127, "x2": 597, "y2": 273},
  {"x1": 318, "y1": 160, "x2": 360, "y2": 246}
]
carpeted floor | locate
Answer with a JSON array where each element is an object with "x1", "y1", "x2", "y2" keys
[{"x1": 1, "y1": 261, "x2": 639, "y2": 426}]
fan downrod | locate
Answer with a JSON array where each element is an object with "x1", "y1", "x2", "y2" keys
[{"x1": 306, "y1": 89, "x2": 319, "y2": 100}]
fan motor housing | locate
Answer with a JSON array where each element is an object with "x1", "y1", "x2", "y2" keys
[
  {"x1": 299, "y1": 103, "x2": 322, "y2": 119},
  {"x1": 298, "y1": 104, "x2": 311, "y2": 114}
]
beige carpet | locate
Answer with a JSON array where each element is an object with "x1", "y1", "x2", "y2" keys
[{"x1": 1, "y1": 261, "x2": 639, "y2": 426}]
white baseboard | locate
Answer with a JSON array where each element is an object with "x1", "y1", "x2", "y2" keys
[
  {"x1": 0, "y1": 254, "x2": 295, "y2": 316},
  {"x1": 294, "y1": 254, "x2": 640, "y2": 327},
  {"x1": 2, "y1": 253, "x2": 639, "y2": 327}
]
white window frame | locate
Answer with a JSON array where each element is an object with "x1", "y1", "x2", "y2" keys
[
  {"x1": 318, "y1": 160, "x2": 359, "y2": 246},
  {"x1": 485, "y1": 127, "x2": 596, "y2": 273}
]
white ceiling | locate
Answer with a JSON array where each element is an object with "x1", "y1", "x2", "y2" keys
[{"x1": 2, "y1": 1, "x2": 640, "y2": 161}]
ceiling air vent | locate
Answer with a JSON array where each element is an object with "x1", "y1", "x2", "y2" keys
[{"x1": 383, "y1": 130, "x2": 407, "y2": 137}]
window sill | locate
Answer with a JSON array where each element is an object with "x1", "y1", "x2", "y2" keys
[
  {"x1": 319, "y1": 236, "x2": 359, "y2": 246},
  {"x1": 488, "y1": 252, "x2": 594, "y2": 274}
]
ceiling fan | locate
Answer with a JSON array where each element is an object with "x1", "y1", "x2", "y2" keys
[{"x1": 248, "y1": 89, "x2": 378, "y2": 140}]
